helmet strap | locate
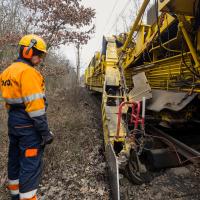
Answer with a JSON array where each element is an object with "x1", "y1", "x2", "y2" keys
[{"x1": 25, "y1": 39, "x2": 37, "y2": 56}]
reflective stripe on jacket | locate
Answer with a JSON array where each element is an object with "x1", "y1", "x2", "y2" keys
[
  {"x1": 0, "y1": 61, "x2": 45, "y2": 117},
  {"x1": 0, "y1": 59, "x2": 49, "y2": 136}
]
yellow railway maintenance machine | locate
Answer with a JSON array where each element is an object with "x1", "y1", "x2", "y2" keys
[{"x1": 85, "y1": 0, "x2": 200, "y2": 199}]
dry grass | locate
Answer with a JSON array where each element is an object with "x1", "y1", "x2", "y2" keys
[
  {"x1": 0, "y1": 104, "x2": 9, "y2": 200},
  {"x1": 0, "y1": 75, "x2": 109, "y2": 200},
  {"x1": 38, "y1": 86, "x2": 109, "y2": 199}
]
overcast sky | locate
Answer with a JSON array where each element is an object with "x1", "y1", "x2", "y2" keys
[{"x1": 62, "y1": 0, "x2": 148, "y2": 74}]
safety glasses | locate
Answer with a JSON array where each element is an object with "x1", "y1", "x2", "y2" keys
[{"x1": 38, "y1": 53, "x2": 46, "y2": 59}]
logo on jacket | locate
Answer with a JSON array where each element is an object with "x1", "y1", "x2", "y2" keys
[{"x1": 1, "y1": 80, "x2": 12, "y2": 86}]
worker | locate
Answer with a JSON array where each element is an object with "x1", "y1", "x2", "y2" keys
[{"x1": 0, "y1": 34, "x2": 54, "y2": 200}]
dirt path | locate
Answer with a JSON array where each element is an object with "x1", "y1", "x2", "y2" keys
[{"x1": 0, "y1": 87, "x2": 110, "y2": 200}]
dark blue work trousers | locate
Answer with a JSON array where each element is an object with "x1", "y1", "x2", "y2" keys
[{"x1": 8, "y1": 125, "x2": 43, "y2": 197}]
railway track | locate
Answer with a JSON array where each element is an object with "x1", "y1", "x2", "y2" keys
[
  {"x1": 120, "y1": 166, "x2": 200, "y2": 200},
  {"x1": 147, "y1": 125, "x2": 200, "y2": 166},
  {"x1": 85, "y1": 90, "x2": 200, "y2": 199},
  {"x1": 119, "y1": 124, "x2": 200, "y2": 200},
  {"x1": 89, "y1": 91, "x2": 200, "y2": 199}
]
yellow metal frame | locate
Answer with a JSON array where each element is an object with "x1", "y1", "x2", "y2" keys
[
  {"x1": 119, "y1": 3, "x2": 200, "y2": 94},
  {"x1": 84, "y1": 0, "x2": 200, "y2": 162}
]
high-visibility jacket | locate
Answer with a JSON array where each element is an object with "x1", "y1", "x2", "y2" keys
[{"x1": 0, "y1": 58, "x2": 49, "y2": 136}]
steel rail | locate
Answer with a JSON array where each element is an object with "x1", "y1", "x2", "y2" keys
[{"x1": 148, "y1": 125, "x2": 200, "y2": 164}]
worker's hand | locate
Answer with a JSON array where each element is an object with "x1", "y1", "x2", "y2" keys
[{"x1": 40, "y1": 131, "x2": 54, "y2": 147}]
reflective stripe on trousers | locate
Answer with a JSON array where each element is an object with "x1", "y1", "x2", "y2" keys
[
  {"x1": 7, "y1": 179, "x2": 19, "y2": 196},
  {"x1": 8, "y1": 125, "x2": 43, "y2": 199},
  {"x1": 20, "y1": 190, "x2": 37, "y2": 200}
]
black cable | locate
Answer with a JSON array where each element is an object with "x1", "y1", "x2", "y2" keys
[
  {"x1": 154, "y1": 0, "x2": 181, "y2": 54},
  {"x1": 155, "y1": 0, "x2": 162, "y2": 48},
  {"x1": 193, "y1": 0, "x2": 200, "y2": 50},
  {"x1": 181, "y1": 35, "x2": 200, "y2": 79}
]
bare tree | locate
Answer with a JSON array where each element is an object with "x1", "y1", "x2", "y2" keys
[
  {"x1": 0, "y1": 0, "x2": 95, "y2": 77},
  {"x1": 0, "y1": 0, "x2": 32, "y2": 70},
  {"x1": 21, "y1": 0, "x2": 95, "y2": 48}
]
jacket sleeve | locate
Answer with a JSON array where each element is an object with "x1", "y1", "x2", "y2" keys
[
  {"x1": 32, "y1": 114, "x2": 50, "y2": 136},
  {"x1": 21, "y1": 68, "x2": 50, "y2": 136},
  {"x1": 0, "y1": 73, "x2": 10, "y2": 110}
]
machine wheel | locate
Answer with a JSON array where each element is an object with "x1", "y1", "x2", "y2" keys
[{"x1": 126, "y1": 150, "x2": 150, "y2": 184}]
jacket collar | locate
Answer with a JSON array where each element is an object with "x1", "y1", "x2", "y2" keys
[{"x1": 14, "y1": 57, "x2": 34, "y2": 66}]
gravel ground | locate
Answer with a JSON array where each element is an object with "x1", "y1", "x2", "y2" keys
[
  {"x1": 0, "y1": 87, "x2": 110, "y2": 200},
  {"x1": 1, "y1": 87, "x2": 200, "y2": 200},
  {"x1": 0, "y1": 101, "x2": 8, "y2": 200},
  {"x1": 120, "y1": 164, "x2": 200, "y2": 200}
]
